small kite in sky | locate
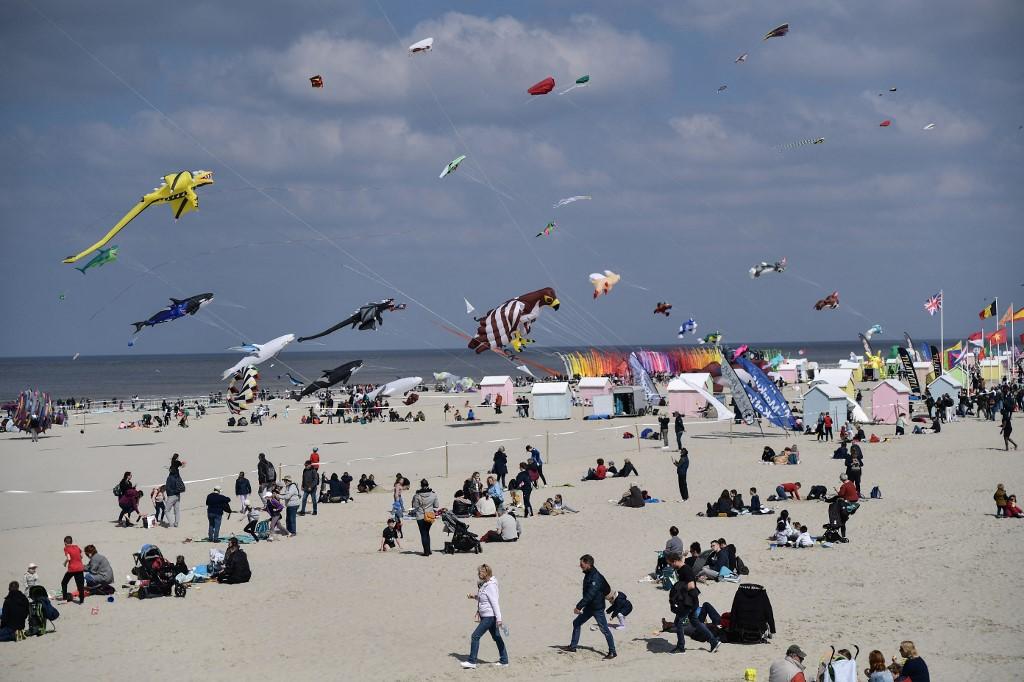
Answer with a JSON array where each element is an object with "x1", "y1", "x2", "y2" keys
[
  {"x1": 763, "y1": 23, "x2": 789, "y2": 40},
  {"x1": 814, "y1": 291, "x2": 840, "y2": 310},
  {"x1": 589, "y1": 270, "x2": 620, "y2": 299},
  {"x1": 554, "y1": 195, "x2": 592, "y2": 208},
  {"x1": 309, "y1": 75, "x2": 324, "y2": 88},
  {"x1": 864, "y1": 324, "x2": 883, "y2": 340},
  {"x1": 559, "y1": 75, "x2": 590, "y2": 95},
  {"x1": 464, "y1": 298, "x2": 475, "y2": 315},
  {"x1": 879, "y1": 120, "x2": 892, "y2": 127},
  {"x1": 923, "y1": 123, "x2": 936, "y2": 130},
  {"x1": 749, "y1": 257, "x2": 786, "y2": 278},
  {"x1": 75, "y1": 246, "x2": 118, "y2": 274},
  {"x1": 678, "y1": 317, "x2": 698, "y2": 337},
  {"x1": 699, "y1": 331, "x2": 722, "y2": 345},
  {"x1": 716, "y1": 85, "x2": 728, "y2": 93},
  {"x1": 528, "y1": 77, "x2": 555, "y2": 96},
  {"x1": 132, "y1": 293, "x2": 214, "y2": 335},
  {"x1": 780, "y1": 137, "x2": 824, "y2": 151},
  {"x1": 653, "y1": 302, "x2": 672, "y2": 317},
  {"x1": 536, "y1": 221, "x2": 557, "y2": 238},
  {"x1": 280, "y1": 373, "x2": 304, "y2": 386},
  {"x1": 735, "y1": 53, "x2": 748, "y2": 63},
  {"x1": 440, "y1": 155, "x2": 466, "y2": 178},
  {"x1": 408, "y1": 37, "x2": 433, "y2": 54}
]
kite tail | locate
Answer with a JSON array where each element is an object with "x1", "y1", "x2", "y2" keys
[
  {"x1": 132, "y1": 321, "x2": 146, "y2": 333},
  {"x1": 76, "y1": 266, "x2": 87, "y2": 274}
]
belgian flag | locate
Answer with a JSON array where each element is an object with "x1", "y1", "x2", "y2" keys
[{"x1": 978, "y1": 300, "x2": 997, "y2": 320}]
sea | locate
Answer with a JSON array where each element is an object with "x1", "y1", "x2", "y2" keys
[{"x1": 0, "y1": 340, "x2": 933, "y2": 402}]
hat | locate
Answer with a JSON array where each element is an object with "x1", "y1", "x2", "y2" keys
[
  {"x1": 27, "y1": 563, "x2": 37, "y2": 569},
  {"x1": 213, "y1": 485, "x2": 222, "y2": 492},
  {"x1": 786, "y1": 645, "x2": 807, "y2": 659},
  {"x1": 282, "y1": 475, "x2": 292, "y2": 482},
  {"x1": 312, "y1": 447, "x2": 318, "y2": 452}
]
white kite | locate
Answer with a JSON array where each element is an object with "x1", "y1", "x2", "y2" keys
[
  {"x1": 923, "y1": 123, "x2": 936, "y2": 130},
  {"x1": 553, "y1": 195, "x2": 592, "y2": 208},
  {"x1": 735, "y1": 52, "x2": 748, "y2": 63},
  {"x1": 464, "y1": 298, "x2": 475, "y2": 315},
  {"x1": 222, "y1": 334, "x2": 295, "y2": 380},
  {"x1": 367, "y1": 376, "x2": 422, "y2": 401},
  {"x1": 408, "y1": 37, "x2": 433, "y2": 54},
  {"x1": 589, "y1": 270, "x2": 620, "y2": 299}
]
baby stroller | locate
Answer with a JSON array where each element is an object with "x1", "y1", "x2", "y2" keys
[
  {"x1": 132, "y1": 544, "x2": 185, "y2": 598},
  {"x1": 816, "y1": 645, "x2": 860, "y2": 682},
  {"x1": 441, "y1": 510, "x2": 482, "y2": 554},
  {"x1": 726, "y1": 583, "x2": 776, "y2": 644}
]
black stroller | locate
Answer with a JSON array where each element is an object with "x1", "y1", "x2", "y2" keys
[
  {"x1": 441, "y1": 510, "x2": 482, "y2": 554},
  {"x1": 132, "y1": 544, "x2": 185, "y2": 598}
]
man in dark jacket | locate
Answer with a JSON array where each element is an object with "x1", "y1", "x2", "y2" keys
[
  {"x1": 560, "y1": 554, "x2": 616, "y2": 659},
  {"x1": 674, "y1": 412, "x2": 686, "y2": 451},
  {"x1": 257, "y1": 453, "x2": 276, "y2": 495},
  {"x1": 235, "y1": 471, "x2": 252, "y2": 509},
  {"x1": 0, "y1": 581, "x2": 30, "y2": 641},
  {"x1": 300, "y1": 460, "x2": 319, "y2": 515},
  {"x1": 217, "y1": 538, "x2": 251, "y2": 584},
  {"x1": 666, "y1": 553, "x2": 720, "y2": 653},
  {"x1": 205, "y1": 486, "x2": 233, "y2": 542},
  {"x1": 673, "y1": 449, "x2": 690, "y2": 501}
]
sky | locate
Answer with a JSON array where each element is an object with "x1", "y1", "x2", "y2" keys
[{"x1": 1, "y1": 0, "x2": 1022, "y2": 358}]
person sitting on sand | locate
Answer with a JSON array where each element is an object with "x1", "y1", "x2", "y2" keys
[
  {"x1": 749, "y1": 487, "x2": 766, "y2": 514},
  {"x1": 553, "y1": 494, "x2": 578, "y2": 513},
  {"x1": 452, "y1": 491, "x2": 474, "y2": 517},
  {"x1": 618, "y1": 485, "x2": 646, "y2": 508},
  {"x1": 217, "y1": 537, "x2": 251, "y2": 584},
  {"x1": 539, "y1": 498, "x2": 559, "y2": 516},
  {"x1": 706, "y1": 490, "x2": 736, "y2": 517},
  {"x1": 1005, "y1": 495, "x2": 1023, "y2": 518},
  {"x1": 467, "y1": 408, "x2": 476, "y2": 421},
  {"x1": 786, "y1": 445, "x2": 800, "y2": 464},
  {"x1": 730, "y1": 489, "x2": 746, "y2": 511},
  {"x1": 582, "y1": 458, "x2": 608, "y2": 481},
  {"x1": 761, "y1": 446, "x2": 776, "y2": 463},
  {"x1": 697, "y1": 539, "x2": 729, "y2": 581},
  {"x1": 454, "y1": 410, "x2": 462, "y2": 421},
  {"x1": 794, "y1": 525, "x2": 813, "y2": 548},
  {"x1": 613, "y1": 458, "x2": 639, "y2": 477},
  {"x1": 853, "y1": 426, "x2": 867, "y2": 442},
  {"x1": 656, "y1": 526, "x2": 684, "y2": 574},
  {"x1": 479, "y1": 508, "x2": 519, "y2": 543},
  {"x1": 835, "y1": 473, "x2": 859, "y2": 503},
  {"x1": 864, "y1": 649, "x2": 895, "y2": 682}
]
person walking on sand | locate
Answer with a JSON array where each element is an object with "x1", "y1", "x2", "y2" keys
[
  {"x1": 460, "y1": 564, "x2": 509, "y2": 669},
  {"x1": 845, "y1": 444, "x2": 864, "y2": 496},
  {"x1": 1000, "y1": 411, "x2": 1018, "y2": 450},
  {"x1": 299, "y1": 460, "x2": 319, "y2": 516},
  {"x1": 60, "y1": 535, "x2": 85, "y2": 604},
  {"x1": 823, "y1": 413, "x2": 834, "y2": 442},
  {"x1": 164, "y1": 454, "x2": 186, "y2": 528},
  {"x1": 411, "y1": 479, "x2": 440, "y2": 556},
  {"x1": 526, "y1": 444, "x2": 547, "y2": 486},
  {"x1": 257, "y1": 453, "x2": 276, "y2": 495},
  {"x1": 492, "y1": 446, "x2": 509, "y2": 488},
  {"x1": 514, "y1": 462, "x2": 534, "y2": 517},
  {"x1": 673, "y1": 448, "x2": 690, "y2": 501},
  {"x1": 666, "y1": 552, "x2": 720, "y2": 654},
  {"x1": 559, "y1": 554, "x2": 617, "y2": 660}
]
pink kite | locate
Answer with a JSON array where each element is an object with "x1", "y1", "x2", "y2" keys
[
  {"x1": 879, "y1": 120, "x2": 892, "y2": 127},
  {"x1": 528, "y1": 77, "x2": 555, "y2": 96}
]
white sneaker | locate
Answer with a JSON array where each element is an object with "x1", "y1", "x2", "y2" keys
[
  {"x1": 493, "y1": 662, "x2": 508, "y2": 667},
  {"x1": 460, "y1": 661, "x2": 477, "y2": 669}
]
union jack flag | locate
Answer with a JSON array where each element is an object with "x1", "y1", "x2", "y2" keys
[{"x1": 924, "y1": 291, "x2": 942, "y2": 316}]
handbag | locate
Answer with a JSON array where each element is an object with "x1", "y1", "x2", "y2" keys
[{"x1": 424, "y1": 511, "x2": 436, "y2": 523}]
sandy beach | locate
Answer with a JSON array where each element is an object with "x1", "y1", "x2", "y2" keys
[{"x1": 1, "y1": 388, "x2": 1022, "y2": 681}]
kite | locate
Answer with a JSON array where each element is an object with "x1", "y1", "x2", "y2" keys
[
  {"x1": 716, "y1": 85, "x2": 728, "y2": 93},
  {"x1": 732, "y1": 345, "x2": 749, "y2": 360},
  {"x1": 780, "y1": 137, "x2": 824, "y2": 151},
  {"x1": 13, "y1": 390, "x2": 54, "y2": 433},
  {"x1": 292, "y1": 360, "x2": 363, "y2": 401},
  {"x1": 440, "y1": 155, "x2": 466, "y2": 179},
  {"x1": 468, "y1": 287, "x2": 559, "y2": 354},
  {"x1": 553, "y1": 195, "x2": 592, "y2": 208},
  {"x1": 281, "y1": 373, "x2": 304, "y2": 386},
  {"x1": 889, "y1": 87, "x2": 897, "y2": 92},
  {"x1": 864, "y1": 324, "x2": 883, "y2": 340},
  {"x1": 72, "y1": 353, "x2": 80, "y2": 360},
  {"x1": 678, "y1": 317, "x2": 698, "y2": 337},
  {"x1": 528, "y1": 77, "x2": 555, "y2": 96},
  {"x1": 297, "y1": 299, "x2": 407, "y2": 342},
  {"x1": 735, "y1": 53, "x2": 748, "y2": 63},
  {"x1": 309, "y1": 75, "x2": 324, "y2": 88},
  {"x1": 227, "y1": 366, "x2": 259, "y2": 414},
  {"x1": 403, "y1": 393, "x2": 419, "y2": 406},
  {"x1": 408, "y1": 37, "x2": 433, "y2": 54},
  {"x1": 558, "y1": 75, "x2": 590, "y2": 95},
  {"x1": 653, "y1": 302, "x2": 672, "y2": 317},
  {"x1": 75, "y1": 246, "x2": 118, "y2": 274},
  {"x1": 749, "y1": 257, "x2": 786, "y2": 278},
  {"x1": 464, "y1": 298, "x2": 475, "y2": 315},
  {"x1": 589, "y1": 270, "x2": 620, "y2": 299},
  {"x1": 58, "y1": 293, "x2": 66, "y2": 302},
  {"x1": 131, "y1": 293, "x2": 214, "y2": 335},
  {"x1": 814, "y1": 291, "x2": 840, "y2": 310},
  {"x1": 763, "y1": 23, "x2": 789, "y2": 40},
  {"x1": 222, "y1": 334, "x2": 296, "y2": 380},
  {"x1": 923, "y1": 123, "x2": 936, "y2": 130},
  {"x1": 699, "y1": 331, "x2": 722, "y2": 345},
  {"x1": 879, "y1": 120, "x2": 892, "y2": 127},
  {"x1": 536, "y1": 221, "x2": 557, "y2": 238},
  {"x1": 366, "y1": 376, "x2": 421, "y2": 401},
  {"x1": 63, "y1": 171, "x2": 213, "y2": 264}
]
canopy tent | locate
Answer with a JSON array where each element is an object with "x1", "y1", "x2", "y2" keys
[
  {"x1": 531, "y1": 382, "x2": 571, "y2": 420},
  {"x1": 871, "y1": 379, "x2": 910, "y2": 424}
]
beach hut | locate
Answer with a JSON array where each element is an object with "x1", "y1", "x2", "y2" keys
[
  {"x1": 979, "y1": 358, "x2": 1004, "y2": 382},
  {"x1": 612, "y1": 386, "x2": 647, "y2": 417},
  {"x1": 805, "y1": 361, "x2": 819, "y2": 380},
  {"x1": 777, "y1": 360, "x2": 804, "y2": 384},
  {"x1": 871, "y1": 379, "x2": 910, "y2": 424},
  {"x1": 578, "y1": 377, "x2": 614, "y2": 416},
  {"x1": 531, "y1": 382, "x2": 572, "y2": 420},
  {"x1": 813, "y1": 368, "x2": 855, "y2": 398},
  {"x1": 667, "y1": 373, "x2": 712, "y2": 417},
  {"x1": 928, "y1": 374, "x2": 962, "y2": 410},
  {"x1": 913, "y1": 362, "x2": 935, "y2": 390},
  {"x1": 838, "y1": 359, "x2": 864, "y2": 383},
  {"x1": 803, "y1": 383, "x2": 848, "y2": 429},
  {"x1": 479, "y1": 375, "x2": 514, "y2": 407}
]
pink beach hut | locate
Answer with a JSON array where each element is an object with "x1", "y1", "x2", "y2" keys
[
  {"x1": 871, "y1": 379, "x2": 910, "y2": 424},
  {"x1": 479, "y1": 376, "x2": 514, "y2": 407},
  {"x1": 667, "y1": 373, "x2": 712, "y2": 417},
  {"x1": 578, "y1": 377, "x2": 613, "y2": 415}
]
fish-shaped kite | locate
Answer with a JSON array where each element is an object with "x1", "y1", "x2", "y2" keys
[
  {"x1": 440, "y1": 155, "x2": 466, "y2": 178},
  {"x1": 558, "y1": 75, "x2": 590, "y2": 95},
  {"x1": 814, "y1": 291, "x2": 840, "y2": 310},
  {"x1": 292, "y1": 360, "x2": 363, "y2": 400},
  {"x1": 763, "y1": 23, "x2": 789, "y2": 40},
  {"x1": 589, "y1": 270, "x2": 621, "y2": 299},
  {"x1": 75, "y1": 246, "x2": 119, "y2": 274},
  {"x1": 653, "y1": 302, "x2": 672, "y2": 317},
  {"x1": 879, "y1": 120, "x2": 892, "y2": 127},
  {"x1": 309, "y1": 75, "x2": 324, "y2": 88},
  {"x1": 678, "y1": 317, "x2": 698, "y2": 337},
  {"x1": 528, "y1": 77, "x2": 555, "y2": 96},
  {"x1": 408, "y1": 37, "x2": 433, "y2": 54},
  {"x1": 749, "y1": 257, "x2": 786, "y2": 278},
  {"x1": 298, "y1": 299, "x2": 406, "y2": 342},
  {"x1": 735, "y1": 53, "x2": 748, "y2": 63},
  {"x1": 536, "y1": 221, "x2": 557, "y2": 238},
  {"x1": 222, "y1": 334, "x2": 296, "y2": 380},
  {"x1": 864, "y1": 324, "x2": 883, "y2": 340},
  {"x1": 131, "y1": 293, "x2": 214, "y2": 335},
  {"x1": 716, "y1": 85, "x2": 728, "y2": 93},
  {"x1": 281, "y1": 373, "x2": 304, "y2": 387},
  {"x1": 554, "y1": 195, "x2": 592, "y2": 208}
]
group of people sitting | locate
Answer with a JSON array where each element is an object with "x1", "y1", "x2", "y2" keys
[
  {"x1": 656, "y1": 531, "x2": 747, "y2": 584},
  {"x1": 701, "y1": 488, "x2": 773, "y2": 517},
  {"x1": 993, "y1": 483, "x2": 1024, "y2": 518},
  {"x1": 772, "y1": 510, "x2": 815, "y2": 548},
  {"x1": 760, "y1": 445, "x2": 800, "y2": 465},
  {"x1": 581, "y1": 457, "x2": 639, "y2": 481}
]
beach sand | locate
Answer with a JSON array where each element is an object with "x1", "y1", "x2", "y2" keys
[{"x1": 1, "y1": 391, "x2": 1022, "y2": 680}]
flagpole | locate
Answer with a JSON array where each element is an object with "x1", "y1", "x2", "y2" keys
[
  {"x1": 995, "y1": 296, "x2": 1001, "y2": 381},
  {"x1": 939, "y1": 289, "x2": 944, "y2": 371}
]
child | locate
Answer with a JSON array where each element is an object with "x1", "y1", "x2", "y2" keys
[
  {"x1": 61, "y1": 535, "x2": 85, "y2": 604},
  {"x1": 605, "y1": 590, "x2": 632, "y2": 630},
  {"x1": 265, "y1": 490, "x2": 287, "y2": 538},
  {"x1": 553, "y1": 494, "x2": 578, "y2": 513},
  {"x1": 994, "y1": 484, "x2": 1008, "y2": 517},
  {"x1": 795, "y1": 525, "x2": 814, "y2": 548},
  {"x1": 242, "y1": 504, "x2": 261, "y2": 542},
  {"x1": 151, "y1": 485, "x2": 166, "y2": 524},
  {"x1": 749, "y1": 488, "x2": 764, "y2": 514},
  {"x1": 24, "y1": 563, "x2": 39, "y2": 591},
  {"x1": 380, "y1": 519, "x2": 401, "y2": 551},
  {"x1": 173, "y1": 555, "x2": 189, "y2": 577},
  {"x1": 1005, "y1": 495, "x2": 1023, "y2": 518}
]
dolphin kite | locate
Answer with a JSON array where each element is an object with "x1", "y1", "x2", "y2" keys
[
  {"x1": 131, "y1": 293, "x2": 214, "y2": 334},
  {"x1": 292, "y1": 360, "x2": 363, "y2": 400},
  {"x1": 222, "y1": 334, "x2": 296, "y2": 380}
]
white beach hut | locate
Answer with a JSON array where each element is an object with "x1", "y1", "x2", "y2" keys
[
  {"x1": 871, "y1": 379, "x2": 910, "y2": 424},
  {"x1": 531, "y1": 382, "x2": 572, "y2": 420},
  {"x1": 803, "y1": 383, "x2": 849, "y2": 429},
  {"x1": 913, "y1": 362, "x2": 935, "y2": 391},
  {"x1": 479, "y1": 375, "x2": 514, "y2": 407}
]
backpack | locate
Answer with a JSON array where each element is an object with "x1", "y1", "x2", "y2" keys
[
  {"x1": 735, "y1": 555, "x2": 750, "y2": 576},
  {"x1": 26, "y1": 602, "x2": 51, "y2": 637},
  {"x1": 870, "y1": 486, "x2": 882, "y2": 499},
  {"x1": 113, "y1": 481, "x2": 125, "y2": 497}
]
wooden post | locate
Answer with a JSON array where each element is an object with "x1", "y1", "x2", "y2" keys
[
  {"x1": 444, "y1": 441, "x2": 449, "y2": 478},
  {"x1": 635, "y1": 423, "x2": 641, "y2": 455},
  {"x1": 546, "y1": 431, "x2": 550, "y2": 464}
]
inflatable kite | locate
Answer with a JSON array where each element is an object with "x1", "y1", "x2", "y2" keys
[
  {"x1": 408, "y1": 37, "x2": 433, "y2": 54},
  {"x1": 292, "y1": 360, "x2": 362, "y2": 401},
  {"x1": 536, "y1": 221, "x2": 557, "y2": 238},
  {"x1": 553, "y1": 195, "x2": 592, "y2": 208},
  {"x1": 879, "y1": 120, "x2": 892, "y2": 127},
  {"x1": 735, "y1": 53, "x2": 748, "y2": 63},
  {"x1": 763, "y1": 23, "x2": 789, "y2": 40},
  {"x1": 780, "y1": 137, "x2": 825, "y2": 151},
  {"x1": 403, "y1": 392, "x2": 419, "y2": 405},
  {"x1": 63, "y1": 171, "x2": 213, "y2": 264},
  {"x1": 366, "y1": 376, "x2": 421, "y2": 401},
  {"x1": 468, "y1": 287, "x2": 559, "y2": 354},
  {"x1": 699, "y1": 331, "x2": 722, "y2": 345},
  {"x1": 222, "y1": 334, "x2": 295, "y2": 380},
  {"x1": 13, "y1": 390, "x2": 54, "y2": 433},
  {"x1": 678, "y1": 317, "x2": 698, "y2": 337},
  {"x1": 749, "y1": 257, "x2": 786, "y2": 278},
  {"x1": 75, "y1": 246, "x2": 118, "y2": 274},
  {"x1": 281, "y1": 373, "x2": 304, "y2": 386},
  {"x1": 716, "y1": 85, "x2": 728, "y2": 93},
  {"x1": 653, "y1": 302, "x2": 672, "y2": 317},
  {"x1": 440, "y1": 155, "x2": 466, "y2": 179},
  {"x1": 131, "y1": 293, "x2": 214, "y2": 335},
  {"x1": 923, "y1": 123, "x2": 936, "y2": 130},
  {"x1": 814, "y1": 291, "x2": 840, "y2": 310},
  {"x1": 310, "y1": 75, "x2": 324, "y2": 88},
  {"x1": 528, "y1": 77, "x2": 555, "y2": 95},
  {"x1": 297, "y1": 299, "x2": 406, "y2": 342},
  {"x1": 227, "y1": 366, "x2": 259, "y2": 414},
  {"x1": 589, "y1": 271, "x2": 620, "y2": 299},
  {"x1": 864, "y1": 324, "x2": 883, "y2": 340},
  {"x1": 559, "y1": 75, "x2": 589, "y2": 95}
]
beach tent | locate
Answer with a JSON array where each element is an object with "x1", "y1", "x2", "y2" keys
[
  {"x1": 531, "y1": 382, "x2": 572, "y2": 420},
  {"x1": 913, "y1": 362, "x2": 935, "y2": 390},
  {"x1": 667, "y1": 373, "x2": 712, "y2": 417},
  {"x1": 578, "y1": 377, "x2": 613, "y2": 416},
  {"x1": 928, "y1": 373, "x2": 962, "y2": 410},
  {"x1": 812, "y1": 369, "x2": 855, "y2": 398},
  {"x1": 803, "y1": 383, "x2": 848, "y2": 430},
  {"x1": 871, "y1": 379, "x2": 910, "y2": 424},
  {"x1": 479, "y1": 375, "x2": 514, "y2": 407},
  {"x1": 612, "y1": 386, "x2": 646, "y2": 417},
  {"x1": 837, "y1": 359, "x2": 864, "y2": 383},
  {"x1": 845, "y1": 397, "x2": 871, "y2": 424}
]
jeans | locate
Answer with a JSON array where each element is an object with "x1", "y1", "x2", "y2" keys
[
  {"x1": 570, "y1": 609, "x2": 616, "y2": 655},
  {"x1": 676, "y1": 430, "x2": 684, "y2": 451},
  {"x1": 61, "y1": 571, "x2": 85, "y2": 603},
  {"x1": 286, "y1": 506, "x2": 298, "y2": 534},
  {"x1": 165, "y1": 495, "x2": 181, "y2": 527},
  {"x1": 675, "y1": 604, "x2": 720, "y2": 650},
  {"x1": 417, "y1": 518, "x2": 433, "y2": 555},
  {"x1": 469, "y1": 616, "x2": 508, "y2": 664},
  {"x1": 154, "y1": 501, "x2": 165, "y2": 522},
  {"x1": 207, "y1": 513, "x2": 223, "y2": 542},
  {"x1": 301, "y1": 490, "x2": 318, "y2": 514},
  {"x1": 84, "y1": 571, "x2": 101, "y2": 588},
  {"x1": 661, "y1": 428, "x2": 669, "y2": 446},
  {"x1": 775, "y1": 485, "x2": 788, "y2": 500},
  {"x1": 535, "y1": 464, "x2": 547, "y2": 486},
  {"x1": 677, "y1": 475, "x2": 688, "y2": 501}
]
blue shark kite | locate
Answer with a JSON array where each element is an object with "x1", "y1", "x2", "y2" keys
[{"x1": 131, "y1": 293, "x2": 213, "y2": 334}]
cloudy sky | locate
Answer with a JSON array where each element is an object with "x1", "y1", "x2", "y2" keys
[{"x1": 1, "y1": 0, "x2": 1021, "y2": 358}]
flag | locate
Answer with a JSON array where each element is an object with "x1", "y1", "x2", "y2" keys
[
  {"x1": 924, "y1": 292, "x2": 942, "y2": 316},
  {"x1": 998, "y1": 305, "x2": 1014, "y2": 326},
  {"x1": 987, "y1": 328, "x2": 1007, "y2": 345},
  {"x1": 979, "y1": 300, "x2": 997, "y2": 319},
  {"x1": 1013, "y1": 307, "x2": 1024, "y2": 323}
]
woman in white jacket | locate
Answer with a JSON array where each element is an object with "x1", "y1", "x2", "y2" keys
[{"x1": 461, "y1": 564, "x2": 509, "y2": 669}]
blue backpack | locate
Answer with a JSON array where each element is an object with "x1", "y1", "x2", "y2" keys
[{"x1": 870, "y1": 486, "x2": 882, "y2": 499}]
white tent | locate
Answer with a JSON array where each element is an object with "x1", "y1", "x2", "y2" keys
[{"x1": 531, "y1": 382, "x2": 572, "y2": 420}]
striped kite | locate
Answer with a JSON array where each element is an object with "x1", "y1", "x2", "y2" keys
[
  {"x1": 309, "y1": 75, "x2": 324, "y2": 88},
  {"x1": 780, "y1": 137, "x2": 824, "y2": 151},
  {"x1": 468, "y1": 287, "x2": 560, "y2": 354},
  {"x1": 227, "y1": 366, "x2": 259, "y2": 414}
]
